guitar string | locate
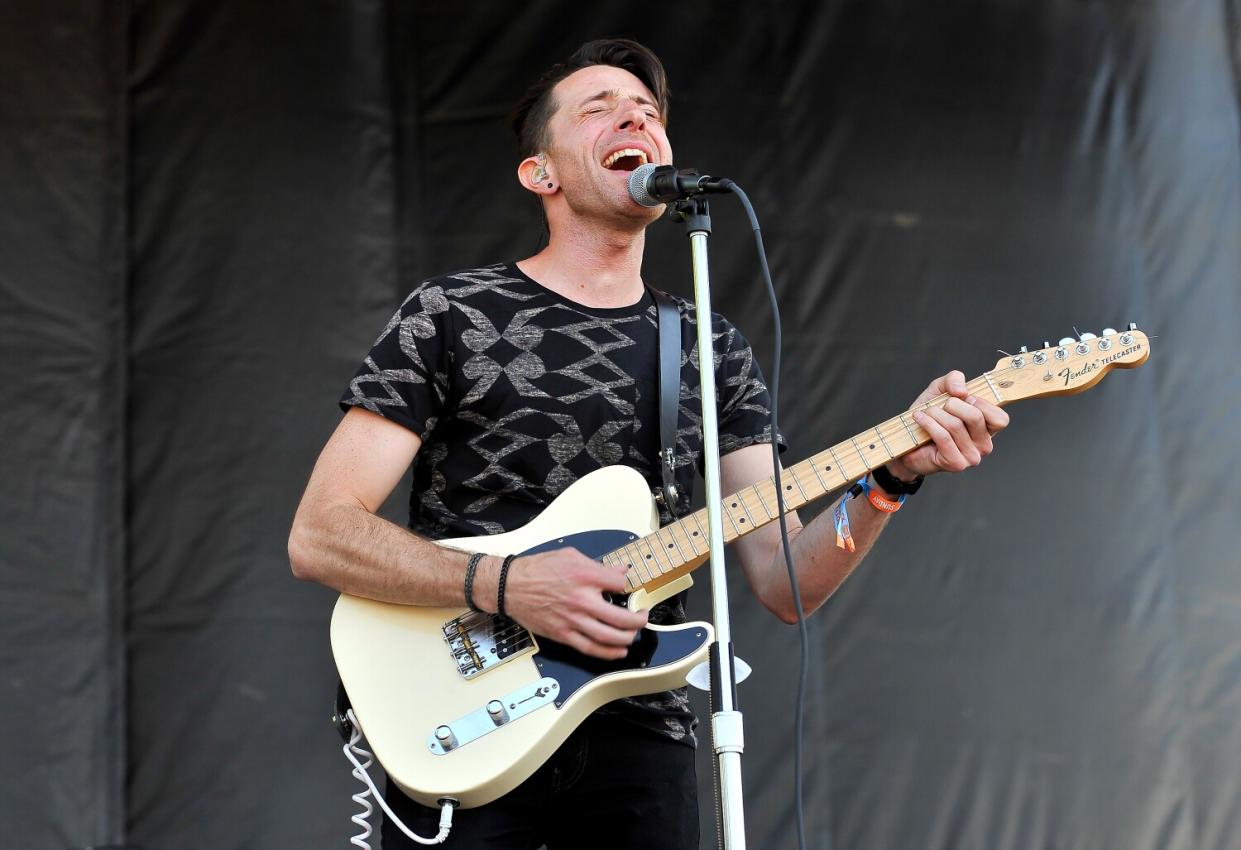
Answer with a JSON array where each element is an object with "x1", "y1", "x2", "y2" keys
[
  {"x1": 608, "y1": 349, "x2": 1134, "y2": 589},
  {"x1": 624, "y1": 345, "x2": 1130, "y2": 575},
  {"x1": 606, "y1": 367, "x2": 1018, "y2": 589},
  {"x1": 471, "y1": 353, "x2": 1124, "y2": 629},
  {"x1": 579, "y1": 344, "x2": 1136, "y2": 591}
]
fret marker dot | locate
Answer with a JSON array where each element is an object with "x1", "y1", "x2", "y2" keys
[
  {"x1": 738, "y1": 518, "x2": 745, "y2": 523},
  {"x1": 826, "y1": 465, "x2": 832, "y2": 471},
  {"x1": 645, "y1": 554, "x2": 652, "y2": 560},
  {"x1": 667, "y1": 543, "x2": 674, "y2": 549},
  {"x1": 869, "y1": 443, "x2": 875, "y2": 450}
]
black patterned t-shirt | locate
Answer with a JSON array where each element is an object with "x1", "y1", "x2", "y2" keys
[{"x1": 340, "y1": 262, "x2": 781, "y2": 745}]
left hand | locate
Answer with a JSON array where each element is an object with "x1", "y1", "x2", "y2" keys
[{"x1": 886, "y1": 370, "x2": 1010, "y2": 480}]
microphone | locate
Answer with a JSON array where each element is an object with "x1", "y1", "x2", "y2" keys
[{"x1": 627, "y1": 163, "x2": 733, "y2": 207}]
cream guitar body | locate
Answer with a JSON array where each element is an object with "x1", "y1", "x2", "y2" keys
[
  {"x1": 331, "y1": 465, "x2": 711, "y2": 809},
  {"x1": 330, "y1": 328, "x2": 1150, "y2": 810}
]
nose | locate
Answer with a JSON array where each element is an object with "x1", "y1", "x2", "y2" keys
[{"x1": 614, "y1": 98, "x2": 648, "y2": 133}]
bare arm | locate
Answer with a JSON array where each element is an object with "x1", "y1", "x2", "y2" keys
[
  {"x1": 721, "y1": 444, "x2": 891, "y2": 623},
  {"x1": 287, "y1": 407, "x2": 465, "y2": 603},
  {"x1": 724, "y1": 370, "x2": 1011, "y2": 623},
  {"x1": 288, "y1": 407, "x2": 646, "y2": 659}
]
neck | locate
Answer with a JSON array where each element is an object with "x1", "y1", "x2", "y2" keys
[{"x1": 518, "y1": 219, "x2": 648, "y2": 308}]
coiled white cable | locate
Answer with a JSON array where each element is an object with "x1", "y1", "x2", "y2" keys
[{"x1": 342, "y1": 708, "x2": 455, "y2": 847}]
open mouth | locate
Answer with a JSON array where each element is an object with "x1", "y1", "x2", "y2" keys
[{"x1": 602, "y1": 148, "x2": 650, "y2": 172}]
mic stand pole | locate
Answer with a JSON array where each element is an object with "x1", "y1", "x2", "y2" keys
[{"x1": 669, "y1": 195, "x2": 747, "y2": 850}]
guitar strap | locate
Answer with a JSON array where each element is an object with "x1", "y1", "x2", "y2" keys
[{"x1": 650, "y1": 287, "x2": 684, "y2": 517}]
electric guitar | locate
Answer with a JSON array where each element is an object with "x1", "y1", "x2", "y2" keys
[{"x1": 331, "y1": 327, "x2": 1150, "y2": 809}]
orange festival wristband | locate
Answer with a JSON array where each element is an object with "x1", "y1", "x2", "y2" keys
[{"x1": 866, "y1": 488, "x2": 904, "y2": 513}]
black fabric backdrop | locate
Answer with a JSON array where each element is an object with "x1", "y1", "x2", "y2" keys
[{"x1": 2, "y1": 1, "x2": 1239, "y2": 848}]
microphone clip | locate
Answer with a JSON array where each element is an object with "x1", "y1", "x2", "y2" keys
[{"x1": 666, "y1": 194, "x2": 713, "y2": 233}]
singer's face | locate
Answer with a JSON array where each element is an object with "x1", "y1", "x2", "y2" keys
[{"x1": 543, "y1": 65, "x2": 673, "y2": 222}]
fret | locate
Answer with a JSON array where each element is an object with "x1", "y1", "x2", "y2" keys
[
  {"x1": 826, "y1": 446, "x2": 849, "y2": 483},
  {"x1": 778, "y1": 477, "x2": 804, "y2": 517},
  {"x1": 625, "y1": 553, "x2": 645, "y2": 585},
  {"x1": 724, "y1": 491, "x2": 749, "y2": 531},
  {"x1": 877, "y1": 421, "x2": 906, "y2": 455},
  {"x1": 624, "y1": 543, "x2": 655, "y2": 584},
  {"x1": 613, "y1": 551, "x2": 640, "y2": 580},
  {"x1": 898, "y1": 412, "x2": 919, "y2": 446},
  {"x1": 873, "y1": 426, "x2": 895, "y2": 459},
  {"x1": 669, "y1": 521, "x2": 700, "y2": 565},
  {"x1": 688, "y1": 510, "x2": 709, "y2": 546},
  {"x1": 850, "y1": 436, "x2": 869, "y2": 470},
  {"x1": 677, "y1": 512, "x2": 706, "y2": 559},
  {"x1": 618, "y1": 551, "x2": 637, "y2": 591},
  {"x1": 807, "y1": 455, "x2": 831, "y2": 491},
  {"x1": 728, "y1": 491, "x2": 758, "y2": 530},
  {"x1": 656, "y1": 527, "x2": 687, "y2": 567},
  {"x1": 786, "y1": 467, "x2": 810, "y2": 503},
  {"x1": 720, "y1": 500, "x2": 744, "y2": 538},
  {"x1": 751, "y1": 482, "x2": 776, "y2": 520},
  {"x1": 637, "y1": 536, "x2": 669, "y2": 575},
  {"x1": 652, "y1": 533, "x2": 679, "y2": 573}
]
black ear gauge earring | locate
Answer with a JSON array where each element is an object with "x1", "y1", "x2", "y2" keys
[{"x1": 546, "y1": 182, "x2": 554, "y2": 188}]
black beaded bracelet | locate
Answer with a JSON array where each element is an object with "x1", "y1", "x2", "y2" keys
[
  {"x1": 463, "y1": 552, "x2": 485, "y2": 613},
  {"x1": 496, "y1": 555, "x2": 517, "y2": 618},
  {"x1": 873, "y1": 463, "x2": 925, "y2": 497}
]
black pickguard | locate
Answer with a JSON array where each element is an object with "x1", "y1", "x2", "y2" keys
[{"x1": 520, "y1": 529, "x2": 708, "y2": 708}]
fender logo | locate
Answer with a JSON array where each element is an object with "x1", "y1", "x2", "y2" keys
[
  {"x1": 1058, "y1": 343, "x2": 1143, "y2": 386},
  {"x1": 1059, "y1": 363, "x2": 1099, "y2": 386}
]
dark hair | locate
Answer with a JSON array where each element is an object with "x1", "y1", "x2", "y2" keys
[{"x1": 509, "y1": 38, "x2": 671, "y2": 158}]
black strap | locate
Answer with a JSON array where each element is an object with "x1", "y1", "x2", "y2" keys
[{"x1": 650, "y1": 287, "x2": 683, "y2": 515}]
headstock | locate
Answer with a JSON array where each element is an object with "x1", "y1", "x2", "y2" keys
[{"x1": 989, "y1": 325, "x2": 1150, "y2": 403}]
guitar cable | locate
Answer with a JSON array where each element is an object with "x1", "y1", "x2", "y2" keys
[
  {"x1": 726, "y1": 183, "x2": 818, "y2": 850},
  {"x1": 342, "y1": 708, "x2": 456, "y2": 847}
]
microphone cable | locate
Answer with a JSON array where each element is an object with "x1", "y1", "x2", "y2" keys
[{"x1": 724, "y1": 181, "x2": 819, "y2": 850}]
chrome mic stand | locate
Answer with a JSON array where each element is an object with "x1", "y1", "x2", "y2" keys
[{"x1": 669, "y1": 195, "x2": 748, "y2": 850}]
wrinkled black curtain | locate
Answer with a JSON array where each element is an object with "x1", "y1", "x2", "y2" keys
[{"x1": 2, "y1": 1, "x2": 1239, "y2": 848}]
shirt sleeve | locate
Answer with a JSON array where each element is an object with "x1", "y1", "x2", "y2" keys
[
  {"x1": 338, "y1": 280, "x2": 453, "y2": 438},
  {"x1": 710, "y1": 314, "x2": 787, "y2": 460}
]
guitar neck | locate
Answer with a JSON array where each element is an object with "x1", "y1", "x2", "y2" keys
[
  {"x1": 606, "y1": 321, "x2": 1151, "y2": 595},
  {"x1": 607, "y1": 372, "x2": 1006, "y2": 594}
]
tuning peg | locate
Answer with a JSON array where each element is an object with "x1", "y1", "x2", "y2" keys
[
  {"x1": 1058, "y1": 337, "x2": 1076, "y2": 346},
  {"x1": 1128, "y1": 322, "x2": 1138, "y2": 330},
  {"x1": 1078, "y1": 332, "x2": 1096, "y2": 341},
  {"x1": 1019, "y1": 346, "x2": 1028, "y2": 354},
  {"x1": 1102, "y1": 327, "x2": 1118, "y2": 337},
  {"x1": 1043, "y1": 341, "x2": 1051, "y2": 349}
]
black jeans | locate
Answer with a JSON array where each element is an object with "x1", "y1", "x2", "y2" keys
[{"x1": 381, "y1": 713, "x2": 699, "y2": 849}]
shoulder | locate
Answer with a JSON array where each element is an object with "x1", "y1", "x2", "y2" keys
[
  {"x1": 656, "y1": 290, "x2": 739, "y2": 325},
  {"x1": 655, "y1": 292, "x2": 752, "y2": 355},
  {"x1": 401, "y1": 262, "x2": 516, "y2": 301},
  {"x1": 397, "y1": 263, "x2": 544, "y2": 314}
]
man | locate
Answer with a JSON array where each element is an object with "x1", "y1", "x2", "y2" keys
[{"x1": 289, "y1": 38, "x2": 1007, "y2": 849}]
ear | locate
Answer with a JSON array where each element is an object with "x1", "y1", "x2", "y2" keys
[{"x1": 517, "y1": 155, "x2": 557, "y2": 196}]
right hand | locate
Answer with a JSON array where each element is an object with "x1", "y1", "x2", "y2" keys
[{"x1": 490, "y1": 548, "x2": 648, "y2": 660}]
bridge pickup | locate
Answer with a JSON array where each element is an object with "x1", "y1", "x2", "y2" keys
[
  {"x1": 442, "y1": 611, "x2": 536, "y2": 679},
  {"x1": 427, "y1": 677, "x2": 559, "y2": 755}
]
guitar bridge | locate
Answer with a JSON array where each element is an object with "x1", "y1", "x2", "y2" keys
[{"x1": 442, "y1": 611, "x2": 535, "y2": 679}]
